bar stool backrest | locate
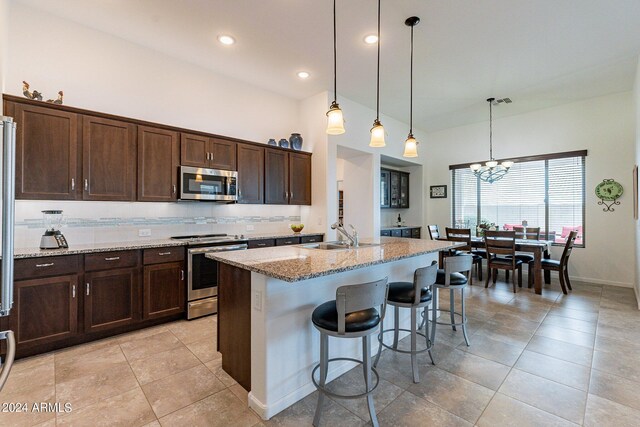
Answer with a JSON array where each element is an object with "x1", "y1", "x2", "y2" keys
[
  {"x1": 427, "y1": 225, "x2": 440, "y2": 240},
  {"x1": 413, "y1": 261, "x2": 438, "y2": 304},
  {"x1": 560, "y1": 230, "x2": 578, "y2": 268},
  {"x1": 335, "y1": 277, "x2": 389, "y2": 335},
  {"x1": 443, "y1": 254, "x2": 473, "y2": 285},
  {"x1": 445, "y1": 227, "x2": 472, "y2": 251}
]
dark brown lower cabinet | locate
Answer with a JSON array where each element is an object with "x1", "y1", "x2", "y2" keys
[
  {"x1": 84, "y1": 268, "x2": 140, "y2": 333},
  {"x1": 10, "y1": 275, "x2": 79, "y2": 350},
  {"x1": 143, "y1": 261, "x2": 185, "y2": 320}
]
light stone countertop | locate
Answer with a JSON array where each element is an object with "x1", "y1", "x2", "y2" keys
[{"x1": 207, "y1": 237, "x2": 463, "y2": 282}]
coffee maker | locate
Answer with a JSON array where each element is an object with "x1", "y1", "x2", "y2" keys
[{"x1": 39, "y1": 210, "x2": 68, "y2": 249}]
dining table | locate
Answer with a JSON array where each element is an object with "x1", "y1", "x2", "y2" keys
[{"x1": 437, "y1": 236, "x2": 553, "y2": 295}]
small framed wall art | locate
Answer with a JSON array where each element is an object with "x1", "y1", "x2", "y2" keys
[{"x1": 430, "y1": 185, "x2": 447, "y2": 199}]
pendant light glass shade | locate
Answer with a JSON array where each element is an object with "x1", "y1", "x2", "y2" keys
[
  {"x1": 326, "y1": 101, "x2": 345, "y2": 135},
  {"x1": 326, "y1": 0, "x2": 345, "y2": 135},
  {"x1": 403, "y1": 134, "x2": 418, "y2": 157},
  {"x1": 370, "y1": 119, "x2": 385, "y2": 147}
]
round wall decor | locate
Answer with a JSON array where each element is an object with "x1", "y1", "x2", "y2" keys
[{"x1": 595, "y1": 179, "x2": 623, "y2": 211}]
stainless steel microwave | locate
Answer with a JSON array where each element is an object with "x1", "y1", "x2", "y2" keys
[{"x1": 179, "y1": 166, "x2": 238, "y2": 201}]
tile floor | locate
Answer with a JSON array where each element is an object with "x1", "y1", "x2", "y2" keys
[{"x1": 1, "y1": 278, "x2": 639, "y2": 426}]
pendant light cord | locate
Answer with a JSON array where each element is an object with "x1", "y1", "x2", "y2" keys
[
  {"x1": 333, "y1": 0, "x2": 337, "y2": 103},
  {"x1": 489, "y1": 100, "x2": 493, "y2": 160},
  {"x1": 376, "y1": 0, "x2": 381, "y2": 120},
  {"x1": 409, "y1": 22, "x2": 413, "y2": 134}
]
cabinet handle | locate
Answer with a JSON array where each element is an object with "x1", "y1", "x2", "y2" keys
[
  {"x1": 158, "y1": 251, "x2": 171, "y2": 256},
  {"x1": 290, "y1": 191, "x2": 294, "y2": 199},
  {"x1": 72, "y1": 285, "x2": 76, "y2": 298},
  {"x1": 173, "y1": 184, "x2": 177, "y2": 195},
  {"x1": 181, "y1": 270, "x2": 184, "y2": 280},
  {"x1": 210, "y1": 152, "x2": 214, "y2": 160},
  {"x1": 238, "y1": 189, "x2": 242, "y2": 198},
  {"x1": 257, "y1": 243, "x2": 267, "y2": 247},
  {"x1": 84, "y1": 179, "x2": 88, "y2": 191},
  {"x1": 104, "y1": 256, "x2": 120, "y2": 261},
  {"x1": 35, "y1": 262, "x2": 54, "y2": 268},
  {"x1": 86, "y1": 283, "x2": 90, "y2": 296},
  {"x1": 71, "y1": 178, "x2": 75, "y2": 190}
]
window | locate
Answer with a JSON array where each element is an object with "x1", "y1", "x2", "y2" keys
[{"x1": 451, "y1": 151, "x2": 586, "y2": 246}]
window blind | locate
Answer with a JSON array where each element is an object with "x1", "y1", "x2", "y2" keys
[{"x1": 450, "y1": 151, "x2": 586, "y2": 246}]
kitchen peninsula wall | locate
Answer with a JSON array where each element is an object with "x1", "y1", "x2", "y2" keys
[{"x1": 5, "y1": 3, "x2": 306, "y2": 248}]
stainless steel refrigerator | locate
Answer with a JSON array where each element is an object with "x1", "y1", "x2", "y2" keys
[{"x1": 0, "y1": 116, "x2": 16, "y2": 390}]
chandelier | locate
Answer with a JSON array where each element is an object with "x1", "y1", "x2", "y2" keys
[{"x1": 469, "y1": 98, "x2": 514, "y2": 183}]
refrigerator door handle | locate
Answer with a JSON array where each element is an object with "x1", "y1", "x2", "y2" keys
[{"x1": 1, "y1": 117, "x2": 16, "y2": 317}]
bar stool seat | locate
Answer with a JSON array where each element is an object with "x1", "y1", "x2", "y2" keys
[
  {"x1": 436, "y1": 270, "x2": 468, "y2": 286},
  {"x1": 387, "y1": 282, "x2": 432, "y2": 304},
  {"x1": 312, "y1": 301, "x2": 380, "y2": 333},
  {"x1": 311, "y1": 278, "x2": 389, "y2": 427}
]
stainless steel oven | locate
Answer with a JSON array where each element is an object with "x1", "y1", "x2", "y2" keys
[
  {"x1": 179, "y1": 166, "x2": 238, "y2": 202},
  {"x1": 171, "y1": 234, "x2": 247, "y2": 319}
]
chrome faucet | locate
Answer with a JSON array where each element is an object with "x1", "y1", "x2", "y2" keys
[{"x1": 331, "y1": 222, "x2": 359, "y2": 247}]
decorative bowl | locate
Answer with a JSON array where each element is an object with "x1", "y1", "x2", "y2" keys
[{"x1": 291, "y1": 224, "x2": 304, "y2": 233}]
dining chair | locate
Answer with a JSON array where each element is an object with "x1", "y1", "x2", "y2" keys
[
  {"x1": 484, "y1": 230, "x2": 523, "y2": 293},
  {"x1": 528, "y1": 230, "x2": 577, "y2": 295},
  {"x1": 427, "y1": 225, "x2": 441, "y2": 240},
  {"x1": 445, "y1": 228, "x2": 482, "y2": 283},
  {"x1": 506, "y1": 226, "x2": 540, "y2": 281}
]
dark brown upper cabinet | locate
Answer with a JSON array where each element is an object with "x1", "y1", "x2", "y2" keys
[
  {"x1": 181, "y1": 133, "x2": 237, "y2": 171},
  {"x1": 82, "y1": 116, "x2": 136, "y2": 201},
  {"x1": 289, "y1": 152, "x2": 312, "y2": 205},
  {"x1": 137, "y1": 126, "x2": 179, "y2": 201},
  {"x1": 381, "y1": 168, "x2": 409, "y2": 209},
  {"x1": 237, "y1": 143, "x2": 264, "y2": 204},
  {"x1": 265, "y1": 148, "x2": 289, "y2": 204},
  {"x1": 11, "y1": 101, "x2": 80, "y2": 200}
]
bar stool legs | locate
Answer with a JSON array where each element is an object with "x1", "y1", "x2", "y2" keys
[
  {"x1": 362, "y1": 335, "x2": 376, "y2": 425},
  {"x1": 313, "y1": 333, "x2": 328, "y2": 427},
  {"x1": 431, "y1": 285, "x2": 470, "y2": 347}
]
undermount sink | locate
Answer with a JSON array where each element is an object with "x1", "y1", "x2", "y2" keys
[{"x1": 298, "y1": 241, "x2": 380, "y2": 250}]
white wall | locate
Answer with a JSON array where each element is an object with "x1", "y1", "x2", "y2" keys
[
  {"x1": 425, "y1": 91, "x2": 636, "y2": 288},
  {"x1": 6, "y1": 2, "x2": 305, "y2": 246},
  {"x1": 634, "y1": 55, "x2": 640, "y2": 304},
  {"x1": 0, "y1": 0, "x2": 8, "y2": 111}
]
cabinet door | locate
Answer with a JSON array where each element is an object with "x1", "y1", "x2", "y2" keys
[
  {"x1": 289, "y1": 152, "x2": 312, "y2": 205},
  {"x1": 399, "y1": 172, "x2": 410, "y2": 208},
  {"x1": 10, "y1": 275, "x2": 79, "y2": 350},
  {"x1": 247, "y1": 239, "x2": 275, "y2": 249},
  {"x1": 13, "y1": 102, "x2": 79, "y2": 200},
  {"x1": 180, "y1": 132, "x2": 209, "y2": 168},
  {"x1": 380, "y1": 169, "x2": 390, "y2": 208},
  {"x1": 237, "y1": 144, "x2": 264, "y2": 204},
  {"x1": 390, "y1": 171, "x2": 400, "y2": 208},
  {"x1": 137, "y1": 126, "x2": 179, "y2": 201},
  {"x1": 85, "y1": 268, "x2": 140, "y2": 333},
  {"x1": 265, "y1": 148, "x2": 289, "y2": 204},
  {"x1": 82, "y1": 116, "x2": 136, "y2": 201},
  {"x1": 209, "y1": 138, "x2": 237, "y2": 171},
  {"x1": 143, "y1": 262, "x2": 185, "y2": 320}
]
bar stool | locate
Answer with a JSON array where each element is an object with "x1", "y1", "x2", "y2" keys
[
  {"x1": 430, "y1": 254, "x2": 473, "y2": 347},
  {"x1": 311, "y1": 278, "x2": 389, "y2": 427},
  {"x1": 373, "y1": 262, "x2": 438, "y2": 383}
]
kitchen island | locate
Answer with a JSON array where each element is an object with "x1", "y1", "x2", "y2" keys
[{"x1": 208, "y1": 237, "x2": 461, "y2": 420}]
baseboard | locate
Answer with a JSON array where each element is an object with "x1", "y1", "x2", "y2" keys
[{"x1": 518, "y1": 271, "x2": 633, "y2": 288}]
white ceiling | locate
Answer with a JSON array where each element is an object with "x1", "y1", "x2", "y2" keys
[{"x1": 15, "y1": 0, "x2": 640, "y2": 132}]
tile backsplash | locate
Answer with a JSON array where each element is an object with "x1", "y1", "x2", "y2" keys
[{"x1": 15, "y1": 200, "x2": 304, "y2": 248}]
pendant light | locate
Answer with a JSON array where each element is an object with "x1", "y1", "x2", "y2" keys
[
  {"x1": 326, "y1": 0, "x2": 345, "y2": 135},
  {"x1": 369, "y1": 0, "x2": 385, "y2": 147},
  {"x1": 402, "y1": 16, "x2": 420, "y2": 158},
  {"x1": 469, "y1": 98, "x2": 514, "y2": 183}
]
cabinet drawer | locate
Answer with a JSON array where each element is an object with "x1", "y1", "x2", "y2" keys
[
  {"x1": 401, "y1": 229, "x2": 412, "y2": 238},
  {"x1": 247, "y1": 239, "x2": 275, "y2": 249},
  {"x1": 143, "y1": 247, "x2": 184, "y2": 265},
  {"x1": 85, "y1": 250, "x2": 139, "y2": 272},
  {"x1": 276, "y1": 237, "x2": 301, "y2": 246},
  {"x1": 15, "y1": 255, "x2": 80, "y2": 280},
  {"x1": 300, "y1": 235, "x2": 323, "y2": 244},
  {"x1": 411, "y1": 228, "x2": 421, "y2": 239},
  {"x1": 391, "y1": 229, "x2": 402, "y2": 237},
  {"x1": 380, "y1": 230, "x2": 391, "y2": 237}
]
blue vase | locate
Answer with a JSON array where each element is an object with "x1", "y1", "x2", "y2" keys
[
  {"x1": 289, "y1": 133, "x2": 303, "y2": 150},
  {"x1": 279, "y1": 138, "x2": 289, "y2": 148},
  {"x1": 267, "y1": 138, "x2": 277, "y2": 146}
]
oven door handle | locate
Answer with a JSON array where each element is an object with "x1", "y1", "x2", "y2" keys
[{"x1": 188, "y1": 244, "x2": 248, "y2": 254}]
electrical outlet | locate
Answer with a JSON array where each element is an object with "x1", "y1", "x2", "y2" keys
[
  {"x1": 253, "y1": 291, "x2": 262, "y2": 311},
  {"x1": 246, "y1": 224, "x2": 255, "y2": 231},
  {"x1": 138, "y1": 228, "x2": 151, "y2": 237}
]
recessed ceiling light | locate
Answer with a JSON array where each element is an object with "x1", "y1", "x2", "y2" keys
[
  {"x1": 364, "y1": 34, "x2": 378, "y2": 44},
  {"x1": 297, "y1": 71, "x2": 310, "y2": 79},
  {"x1": 217, "y1": 34, "x2": 235, "y2": 45}
]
